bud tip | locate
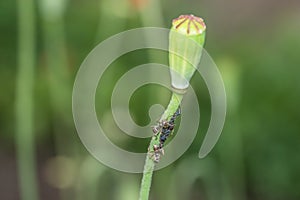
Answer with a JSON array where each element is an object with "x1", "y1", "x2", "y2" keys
[{"x1": 172, "y1": 14, "x2": 206, "y2": 35}]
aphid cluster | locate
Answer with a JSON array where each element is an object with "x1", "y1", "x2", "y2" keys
[{"x1": 150, "y1": 107, "x2": 181, "y2": 163}]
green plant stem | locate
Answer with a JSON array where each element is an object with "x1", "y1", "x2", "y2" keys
[
  {"x1": 139, "y1": 92, "x2": 184, "y2": 200},
  {"x1": 15, "y1": 0, "x2": 38, "y2": 199}
]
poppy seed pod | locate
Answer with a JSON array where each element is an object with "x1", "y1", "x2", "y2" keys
[{"x1": 169, "y1": 14, "x2": 206, "y2": 91}]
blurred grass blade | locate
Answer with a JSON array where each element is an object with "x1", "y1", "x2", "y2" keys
[
  {"x1": 137, "y1": 0, "x2": 168, "y2": 116},
  {"x1": 95, "y1": 0, "x2": 129, "y2": 41},
  {"x1": 39, "y1": 0, "x2": 70, "y2": 121},
  {"x1": 39, "y1": 0, "x2": 74, "y2": 199},
  {"x1": 15, "y1": 0, "x2": 39, "y2": 199}
]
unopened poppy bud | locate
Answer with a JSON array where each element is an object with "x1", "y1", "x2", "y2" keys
[{"x1": 169, "y1": 14, "x2": 206, "y2": 91}]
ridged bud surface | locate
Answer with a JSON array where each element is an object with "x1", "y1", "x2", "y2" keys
[{"x1": 169, "y1": 14, "x2": 206, "y2": 90}]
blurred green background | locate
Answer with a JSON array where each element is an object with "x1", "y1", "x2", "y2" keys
[{"x1": 1, "y1": 0, "x2": 300, "y2": 199}]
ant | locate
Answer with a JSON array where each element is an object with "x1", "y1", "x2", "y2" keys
[
  {"x1": 149, "y1": 106, "x2": 181, "y2": 163},
  {"x1": 148, "y1": 144, "x2": 164, "y2": 163}
]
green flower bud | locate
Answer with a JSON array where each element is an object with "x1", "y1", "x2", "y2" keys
[{"x1": 169, "y1": 14, "x2": 206, "y2": 90}]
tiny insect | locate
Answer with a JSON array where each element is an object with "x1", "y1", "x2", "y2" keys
[
  {"x1": 149, "y1": 106, "x2": 181, "y2": 163},
  {"x1": 151, "y1": 125, "x2": 160, "y2": 135},
  {"x1": 148, "y1": 150, "x2": 161, "y2": 163},
  {"x1": 149, "y1": 144, "x2": 164, "y2": 163},
  {"x1": 174, "y1": 106, "x2": 181, "y2": 117},
  {"x1": 153, "y1": 144, "x2": 164, "y2": 155}
]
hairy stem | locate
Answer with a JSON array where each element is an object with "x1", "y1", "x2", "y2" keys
[
  {"x1": 139, "y1": 92, "x2": 183, "y2": 200},
  {"x1": 139, "y1": 13, "x2": 206, "y2": 200}
]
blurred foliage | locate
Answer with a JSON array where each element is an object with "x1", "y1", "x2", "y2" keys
[{"x1": 0, "y1": 0, "x2": 300, "y2": 200}]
